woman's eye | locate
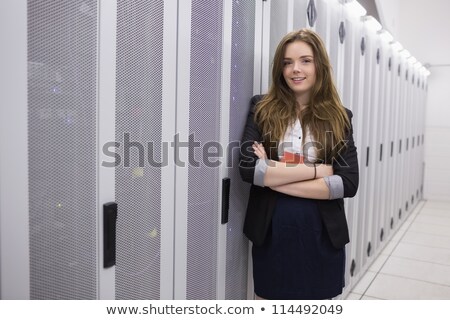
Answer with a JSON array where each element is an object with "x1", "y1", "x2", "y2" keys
[{"x1": 301, "y1": 59, "x2": 312, "y2": 64}]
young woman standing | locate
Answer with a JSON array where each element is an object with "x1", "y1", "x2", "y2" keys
[{"x1": 239, "y1": 29, "x2": 359, "y2": 300}]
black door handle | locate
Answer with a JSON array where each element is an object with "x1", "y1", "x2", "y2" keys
[{"x1": 103, "y1": 202, "x2": 117, "y2": 268}]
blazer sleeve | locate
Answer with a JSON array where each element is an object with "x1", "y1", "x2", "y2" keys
[
  {"x1": 332, "y1": 108, "x2": 359, "y2": 198},
  {"x1": 239, "y1": 95, "x2": 264, "y2": 184}
]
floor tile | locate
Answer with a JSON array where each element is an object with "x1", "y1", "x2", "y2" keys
[
  {"x1": 402, "y1": 230, "x2": 450, "y2": 250},
  {"x1": 421, "y1": 208, "x2": 450, "y2": 215},
  {"x1": 391, "y1": 228, "x2": 407, "y2": 242},
  {"x1": 344, "y1": 200, "x2": 450, "y2": 300},
  {"x1": 413, "y1": 214, "x2": 450, "y2": 227},
  {"x1": 351, "y1": 271, "x2": 377, "y2": 295},
  {"x1": 368, "y1": 254, "x2": 389, "y2": 272},
  {"x1": 420, "y1": 208, "x2": 450, "y2": 218},
  {"x1": 380, "y1": 256, "x2": 450, "y2": 286},
  {"x1": 360, "y1": 295, "x2": 383, "y2": 300},
  {"x1": 399, "y1": 224, "x2": 410, "y2": 232},
  {"x1": 345, "y1": 293, "x2": 362, "y2": 300},
  {"x1": 404, "y1": 213, "x2": 417, "y2": 225},
  {"x1": 365, "y1": 274, "x2": 450, "y2": 299},
  {"x1": 392, "y1": 242, "x2": 450, "y2": 266},
  {"x1": 379, "y1": 240, "x2": 398, "y2": 255},
  {"x1": 422, "y1": 201, "x2": 450, "y2": 210},
  {"x1": 408, "y1": 222, "x2": 450, "y2": 238}
]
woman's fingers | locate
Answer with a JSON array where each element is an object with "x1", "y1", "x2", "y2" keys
[{"x1": 252, "y1": 141, "x2": 267, "y2": 159}]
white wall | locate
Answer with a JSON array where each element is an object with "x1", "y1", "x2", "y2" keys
[
  {"x1": 376, "y1": 0, "x2": 450, "y2": 201},
  {"x1": 423, "y1": 67, "x2": 450, "y2": 201},
  {"x1": 397, "y1": 0, "x2": 450, "y2": 66}
]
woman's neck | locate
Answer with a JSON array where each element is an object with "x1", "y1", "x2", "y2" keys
[
  {"x1": 296, "y1": 102, "x2": 308, "y2": 113},
  {"x1": 296, "y1": 95, "x2": 310, "y2": 111}
]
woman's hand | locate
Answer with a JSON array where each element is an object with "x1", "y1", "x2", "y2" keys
[{"x1": 252, "y1": 141, "x2": 267, "y2": 160}]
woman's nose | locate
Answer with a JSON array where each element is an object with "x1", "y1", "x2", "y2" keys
[{"x1": 292, "y1": 61, "x2": 302, "y2": 72}]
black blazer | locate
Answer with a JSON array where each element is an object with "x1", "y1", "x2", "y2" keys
[{"x1": 239, "y1": 95, "x2": 359, "y2": 249}]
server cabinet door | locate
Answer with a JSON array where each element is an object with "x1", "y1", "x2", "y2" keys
[
  {"x1": 112, "y1": 0, "x2": 177, "y2": 300},
  {"x1": 293, "y1": 0, "x2": 309, "y2": 30},
  {"x1": 350, "y1": 16, "x2": 366, "y2": 281},
  {"x1": 383, "y1": 48, "x2": 396, "y2": 242},
  {"x1": 261, "y1": 0, "x2": 290, "y2": 92},
  {"x1": 28, "y1": 0, "x2": 99, "y2": 299},
  {"x1": 366, "y1": 32, "x2": 383, "y2": 258},
  {"x1": 175, "y1": 0, "x2": 225, "y2": 299},
  {"x1": 224, "y1": 0, "x2": 257, "y2": 300},
  {"x1": 390, "y1": 54, "x2": 403, "y2": 232},
  {"x1": 377, "y1": 38, "x2": 393, "y2": 250},
  {"x1": 262, "y1": 0, "x2": 310, "y2": 94},
  {"x1": 174, "y1": 0, "x2": 257, "y2": 300}
]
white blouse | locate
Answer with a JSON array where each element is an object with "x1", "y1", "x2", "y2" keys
[
  {"x1": 278, "y1": 118, "x2": 317, "y2": 163},
  {"x1": 253, "y1": 119, "x2": 344, "y2": 200}
]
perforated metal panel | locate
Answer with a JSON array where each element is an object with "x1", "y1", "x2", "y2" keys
[
  {"x1": 329, "y1": 6, "x2": 341, "y2": 77},
  {"x1": 293, "y1": 0, "x2": 308, "y2": 29},
  {"x1": 115, "y1": 0, "x2": 164, "y2": 300},
  {"x1": 186, "y1": 0, "x2": 223, "y2": 300},
  {"x1": 269, "y1": 0, "x2": 288, "y2": 75},
  {"x1": 28, "y1": 0, "x2": 98, "y2": 299},
  {"x1": 225, "y1": 0, "x2": 255, "y2": 300}
]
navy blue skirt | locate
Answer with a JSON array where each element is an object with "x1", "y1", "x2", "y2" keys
[{"x1": 252, "y1": 194, "x2": 345, "y2": 300}]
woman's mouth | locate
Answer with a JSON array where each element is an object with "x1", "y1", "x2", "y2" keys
[{"x1": 292, "y1": 77, "x2": 306, "y2": 84}]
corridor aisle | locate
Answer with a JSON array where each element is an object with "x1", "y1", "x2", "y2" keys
[{"x1": 346, "y1": 200, "x2": 450, "y2": 299}]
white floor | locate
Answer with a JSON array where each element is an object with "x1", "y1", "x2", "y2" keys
[{"x1": 346, "y1": 199, "x2": 450, "y2": 300}]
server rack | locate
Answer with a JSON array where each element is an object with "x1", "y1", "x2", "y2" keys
[{"x1": 0, "y1": 0, "x2": 429, "y2": 300}]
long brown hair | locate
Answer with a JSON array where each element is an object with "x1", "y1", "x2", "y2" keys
[{"x1": 255, "y1": 28, "x2": 349, "y2": 162}]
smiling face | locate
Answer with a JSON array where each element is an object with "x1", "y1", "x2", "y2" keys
[{"x1": 282, "y1": 40, "x2": 316, "y2": 105}]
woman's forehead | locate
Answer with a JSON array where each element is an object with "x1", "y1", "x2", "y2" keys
[{"x1": 284, "y1": 41, "x2": 314, "y2": 57}]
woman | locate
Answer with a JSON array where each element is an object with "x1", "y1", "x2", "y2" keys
[{"x1": 239, "y1": 29, "x2": 359, "y2": 300}]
